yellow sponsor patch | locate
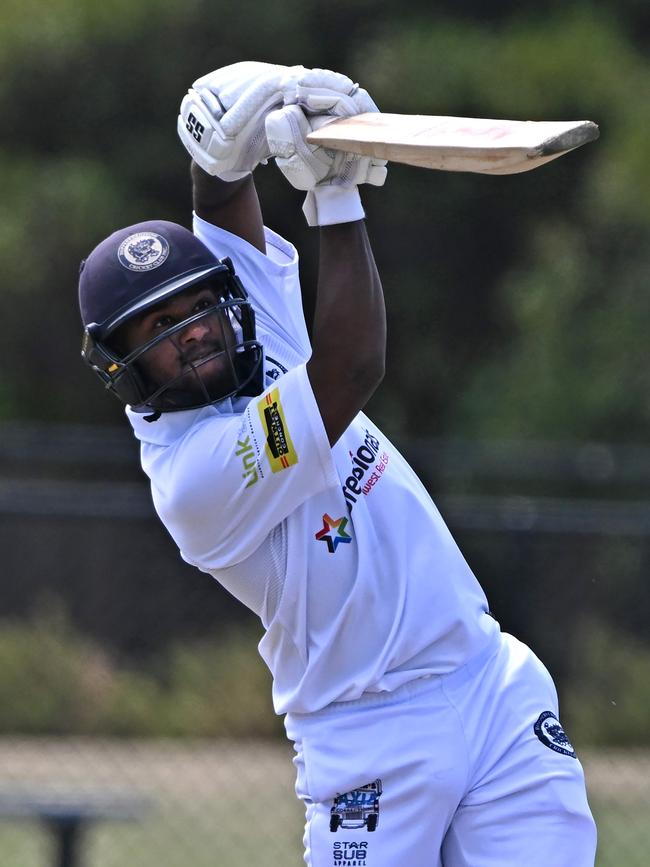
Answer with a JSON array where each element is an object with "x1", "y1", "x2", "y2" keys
[{"x1": 257, "y1": 387, "x2": 298, "y2": 473}]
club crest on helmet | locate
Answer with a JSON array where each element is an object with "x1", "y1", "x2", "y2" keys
[{"x1": 118, "y1": 232, "x2": 170, "y2": 272}]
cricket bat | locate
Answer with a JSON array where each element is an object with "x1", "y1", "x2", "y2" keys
[{"x1": 306, "y1": 114, "x2": 599, "y2": 175}]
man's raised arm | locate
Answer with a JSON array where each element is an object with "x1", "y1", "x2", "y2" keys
[
  {"x1": 265, "y1": 97, "x2": 388, "y2": 445},
  {"x1": 177, "y1": 61, "x2": 389, "y2": 443}
]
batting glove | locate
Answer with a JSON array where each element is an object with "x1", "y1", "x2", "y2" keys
[
  {"x1": 177, "y1": 61, "x2": 371, "y2": 182},
  {"x1": 265, "y1": 105, "x2": 387, "y2": 226}
]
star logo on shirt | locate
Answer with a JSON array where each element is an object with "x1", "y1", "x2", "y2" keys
[{"x1": 315, "y1": 513, "x2": 353, "y2": 553}]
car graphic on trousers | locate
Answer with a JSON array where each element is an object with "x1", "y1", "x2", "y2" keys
[{"x1": 330, "y1": 779, "x2": 382, "y2": 832}]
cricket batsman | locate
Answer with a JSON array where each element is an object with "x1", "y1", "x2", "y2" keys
[{"x1": 78, "y1": 61, "x2": 597, "y2": 866}]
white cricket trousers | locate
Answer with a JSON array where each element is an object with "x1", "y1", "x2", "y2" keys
[{"x1": 284, "y1": 633, "x2": 597, "y2": 867}]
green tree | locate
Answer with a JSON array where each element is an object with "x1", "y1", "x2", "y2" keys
[{"x1": 0, "y1": 1, "x2": 647, "y2": 443}]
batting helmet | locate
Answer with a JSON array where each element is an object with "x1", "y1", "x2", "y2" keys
[{"x1": 79, "y1": 220, "x2": 264, "y2": 414}]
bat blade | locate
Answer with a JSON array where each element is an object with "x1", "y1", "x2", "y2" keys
[{"x1": 306, "y1": 114, "x2": 599, "y2": 175}]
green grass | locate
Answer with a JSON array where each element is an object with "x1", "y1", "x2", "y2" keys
[{"x1": 590, "y1": 800, "x2": 650, "y2": 867}]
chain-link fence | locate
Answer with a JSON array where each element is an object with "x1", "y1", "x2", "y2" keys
[
  {"x1": 1, "y1": 422, "x2": 648, "y2": 867},
  {"x1": 0, "y1": 740, "x2": 647, "y2": 867}
]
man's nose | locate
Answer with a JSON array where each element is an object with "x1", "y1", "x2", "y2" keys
[{"x1": 180, "y1": 319, "x2": 212, "y2": 343}]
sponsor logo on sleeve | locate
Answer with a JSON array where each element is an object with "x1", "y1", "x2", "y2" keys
[
  {"x1": 343, "y1": 431, "x2": 390, "y2": 510},
  {"x1": 257, "y1": 388, "x2": 298, "y2": 473},
  {"x1": 235, "y1": 435, "x2": 260, "y2": 488},
  {"x1": 235, "y1": 417, "x2": 265, "y2": 490}
]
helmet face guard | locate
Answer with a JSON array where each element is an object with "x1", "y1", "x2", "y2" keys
[{"x1": 81, "y1": 264, "x2": 264, "y2": 413}]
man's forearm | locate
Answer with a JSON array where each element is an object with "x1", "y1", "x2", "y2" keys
[
  {"x1": 307, "y1": 220, "x2": 386, "y2": 444},
  {"x1": 191, "y1": 163, "x2": 265, "y2": 252}
]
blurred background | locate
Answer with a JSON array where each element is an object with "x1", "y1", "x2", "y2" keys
[{"x1": 1, "y1": 0, "x2": 648, "y2": 865}]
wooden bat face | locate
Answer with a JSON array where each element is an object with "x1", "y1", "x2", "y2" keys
[{"x1": 306, "y1": 114, "x2": 599, "y2": 175}]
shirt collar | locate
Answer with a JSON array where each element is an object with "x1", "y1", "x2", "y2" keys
[{"x1": 126, "y1": 394, "x2": 251, "y2": 445}]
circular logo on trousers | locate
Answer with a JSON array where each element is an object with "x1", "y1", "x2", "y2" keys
[
  {"x1": 118, "y1": 232, "x2": 169, "y2": 271},
  {"x1": 534, "y1": 711, "x2": 577, "y2": 758}
]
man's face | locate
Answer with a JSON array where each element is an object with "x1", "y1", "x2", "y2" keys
[{"x1": 115, "y1": 283, "x2": 239, "y2": 402}]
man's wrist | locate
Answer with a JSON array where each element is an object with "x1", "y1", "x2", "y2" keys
[{"x1": 191, "y1": 161, "x2": 252, "y2": 209}]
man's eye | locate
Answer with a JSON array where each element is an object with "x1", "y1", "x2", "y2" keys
[
  {"x1": 153, "y1": 315, "x2": 174, "y2": 330},
  {"x1": 194, "y1": 298, "x2": 214, "y2": 312}
]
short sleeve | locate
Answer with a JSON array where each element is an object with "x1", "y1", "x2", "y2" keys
[{"x1": 150, "y1": 364, "x2": 338, "y2": 570}]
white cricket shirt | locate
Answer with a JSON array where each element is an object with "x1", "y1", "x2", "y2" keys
[{"x1": 127, "y1": 215, "x2": 499, "y2": 714}]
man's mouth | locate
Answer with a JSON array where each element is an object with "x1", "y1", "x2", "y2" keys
[{"x1": 181, "y1": 345, "x2": 223, "y2": 367}]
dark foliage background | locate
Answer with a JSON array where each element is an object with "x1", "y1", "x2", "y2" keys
[{"x1": 0, "y1": 0, "x2": 648, "y2": 745}]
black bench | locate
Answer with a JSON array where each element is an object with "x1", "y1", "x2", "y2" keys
[{"x1": 0, "y1": 790, "x2": 151, "y2": 867}]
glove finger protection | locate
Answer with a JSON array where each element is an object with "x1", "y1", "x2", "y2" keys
[
  {"x1": 266, "y1": 106, "x2": 387, "y2": 227},
  {"x1": 289, "y1": 68, "x2": 381, "y2": 118},
  {"x1": 265, "y1": 107, "x2": 335, "y2": 191}
]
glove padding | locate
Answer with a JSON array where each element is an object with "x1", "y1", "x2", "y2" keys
[
  {"x1": 266, "y1": 105, "x2": 387, "y2": 226},
  {"x1": 178, "y1": 61, "x2": 375, "y2": 182}
]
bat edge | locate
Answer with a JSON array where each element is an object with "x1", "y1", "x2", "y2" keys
[{"x1": 534, "y1": 121, "x2": 600, "y2": 157}]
